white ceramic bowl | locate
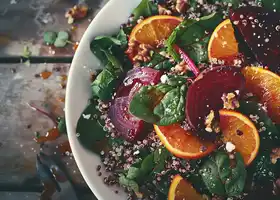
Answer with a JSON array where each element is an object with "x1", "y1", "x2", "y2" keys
[{"x1": 65, "y1": 0, "x2": 141, "y2": 199}]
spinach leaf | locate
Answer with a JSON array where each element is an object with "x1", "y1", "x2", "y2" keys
[
  {"x1": 166, "y1": 13, "x2": 223, "y2": 63},
  {"x1": 146, "y1": 52, "x2": 174, "y2": 70},
  {"x1": 166, "y1": 75, "x2": 188, "y2": 87},
  {"x1": 238, "y1": 101, "x2": 280, "y2": 149},
  {"x1": 129, "y1": 83, "x2": 187, "y2": 126},
  {"x1": 200, "y1": 151, "x2": 246, "y2": 197},
  {"x1": 132, "y1": 0, "x2": 158, "y2": 21},
  {"x1": 127, "y1": 167, "x2": 142, "y2": 180},
  {"x1": 76, "y1": 99, "x2": 107, "y2": 152},
  {"x1": 256, "y1": 0, "x2": 280, "y2": 12},
  {"x1": 207, "y1": 0, "x2": 241, "y2": 8},
  {"x1": 117, "y1": 28, "x2": 128, "y2": 49},
  {"x1": 152, "y1": 147, "x2": 171, "y2": 174},
  {"x1": 119, "y1": 174, "x2": 139, "y2": 192},
  {"x1": 154, "y1": 85, "x2": 187, "y2": 125},
  {"x1": 141, "y1": 153, "x2": 155, "y2": 174},
  {"x1": 90, "y1": 36, "x2": 127, "y2": 101}
]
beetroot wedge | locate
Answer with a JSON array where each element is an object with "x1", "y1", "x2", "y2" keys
[
  {"x1": 230, "y1": 7, "x2": 280, "y2": 72},
  {"x1": 186, "y1": 66, "x2": 245, "y2": 132}
]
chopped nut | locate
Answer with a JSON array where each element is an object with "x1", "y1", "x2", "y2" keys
[
  {"x1": 176, "y1": 0, "x2": 188, "y2": 13},
  {"x1": 158, "y1": 5, "x2": 172, "y2": 15},
  {"x1": 205, "y1": 110, "x2": 220, "y2": 133},
  {"x1": 132, "y1": 43, "x2": 153, "y2": 62},
  {"x1": 222, "y1": 92, "x2": 240, "y2": 110},
  {"x1": 174, "y1": 61, "x2": 189, "y2": 74},
  {"x1": 271, "y1": 148, "x2": 280, "y2": 164}
]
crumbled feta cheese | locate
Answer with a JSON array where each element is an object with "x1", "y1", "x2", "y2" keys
[
  {"x1": 226, "y1": 142, "x2": 236, "y2": 153},
  {"x1": 160, "y1": 74, "x2": 169, "y2": 83},
  {"x1": 82, "y1": 114, "x2": 91, "y2": 119}
]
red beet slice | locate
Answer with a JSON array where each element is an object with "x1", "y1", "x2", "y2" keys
[
  {"x1": 230, "y1": 6, "x2": 280, "y2": 72},
  {"x1": 186, "y1": 66, "x2": 245, "y2": 132}
]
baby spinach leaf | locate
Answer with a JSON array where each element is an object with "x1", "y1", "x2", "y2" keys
[
  {"x1": 152, "y1": 147, "x2": 171, "y2": 174},
  {"x1": 141, "y1": 153, "x2": 155, "y2": 174},
  {"x1": 238, "y1": 101, "x2": 280, "y2": 149},
  {"x1": 43, "y1": 31, "x2": 57, "y2": 45},
  {"x1": 207, "y1": 0, "x2": 241, "y2": 8},
  {"x1": 119, "y1": 174, "x2": 139, "y2": 192},
  {"x1": 132, "y1": 0, "x2": 158, "y2": 21},
  {"x1": 91, "y1": 65, "x2": 119, "y2": 101},
  {"x1": 256, "y1": 0, "x2": 280, "y2": 12},
  {"x1": 127, "y1": 167, "x2": 142, "y2": 180},
  {"x1": 146, "y1": 52, "x2": 174, "y2": 70},
  {"x1": 154, "y1": 85, "x2": 187, "y2": 125},
  {"x1": 76, "y1": 99, "x2": 106, "y2": 152},
  {"x1": 117, "y1": 28, "x2": 128, "y2": 49},
  {"x1": 166, "y1": 75, "x2": 188, "y2": 87},
  {"x1": 129, "y1": 83, "x2": 187, "y2": 126},
  {"x1": 200, "y1": 151, "x2": 246, "y2": 197},
  {"x1": 166, "y1": 13, "x2": 222, "y2": 63}
]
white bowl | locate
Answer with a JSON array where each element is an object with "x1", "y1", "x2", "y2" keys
[{"x1": 65, "y1": 0, "x2": 141, "y2": 199}]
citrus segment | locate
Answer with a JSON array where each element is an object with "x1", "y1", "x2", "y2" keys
[
  {"x1": 219, "y1": 109, "x2": 260, "y2": 165},
  {"x1": 208, "y1": 19, "x2": 239, "y2": 63},
  {"x1": 154, "y1": 124, "x2": 216, "y2": 159},
  {"x1": 130, "y1": 15, "x2": 182, "y2": 46},
  {"x1": 168, "y1": 175, "x2": 204, "y2": 200},
  {"x1": 242, "y1": 66, "x2": 280, "y2": 124}
]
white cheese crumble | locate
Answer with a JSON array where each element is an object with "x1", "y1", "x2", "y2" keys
[
  {"x1": 160, "y1": 74, "x2": 169, "y2": 83},
  {"x1": 226, "y1": 142, "x2": 236, "y2": 153},
  {"x1": 82, "y1": 114, "x2": 91, "y2": 119}
]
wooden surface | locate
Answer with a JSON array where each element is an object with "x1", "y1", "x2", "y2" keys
[{"x1": 0, "y1": 0, "x2": 109, "y2": 199}]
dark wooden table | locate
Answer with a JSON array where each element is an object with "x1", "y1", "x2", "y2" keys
[{"x1": 0, "y1": 0, "x2": 108, "y2": 199}]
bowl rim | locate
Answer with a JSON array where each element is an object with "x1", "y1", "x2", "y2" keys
[{"x1": 65, "y1": 0, "x2": 141, "y2": 199}]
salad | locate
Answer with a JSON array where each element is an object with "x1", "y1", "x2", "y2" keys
[{"x1": 75, "y1": 0, "x2": 280, "y2": 199}]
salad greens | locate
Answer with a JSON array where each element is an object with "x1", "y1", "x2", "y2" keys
[
  {"x1": 76, "y1": 0, "x2": 280, "y2": 199},
  {"x1": 200, "y1": 152, "x2": 247, "y2": 196},
  {"x1": 166, "y1": 13, "x2": 222, "y2": 63},
  {"x1": 76, "y1": 99, "x2": 107, "y2": 151},
  {"x1": 129, "y1": 83, "x2": 187, "y2": 126}
]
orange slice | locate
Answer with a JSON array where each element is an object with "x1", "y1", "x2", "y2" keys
[
  {"x1": 129, "y1": 15, "x2": 182, "y2": 46},
  {"x1": 242, "y1": 66, "x2": 280, "y2": 124},
  {"x1": 219, "y1": 109, "x2": 260, "y2": 165},
  {"x1": 154, "y1": 124, "x2": 216, "y2": 159},
  {"x1": 208, "y1": 19, "x2": 239, "y2": 63},
  {"x1": 168, "y1": 175, "x2": 204, "y2": 200}
]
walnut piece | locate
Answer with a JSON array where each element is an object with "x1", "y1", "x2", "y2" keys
[
  {"x1": 205, "y1": 110, "x2": 220, "y2": 133},
  {"x1": 174, "y1": 61, "x2": 189, "y2": 74},
  {"x1": 158, "y1": 5, "x2": 172, "y2": 15},
  {"x1": 271, "y1": 148, "x2": 280, "y2": 164},
  {"x1": 221, "y1": 92, "x2": 240, "y2": 110}
]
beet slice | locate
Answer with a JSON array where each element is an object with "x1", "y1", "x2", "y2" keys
[
  {"x1": 186, "y1": 66, "x2": 245, "y2": 132},
  {"x1": 230, "y1": 6, "x2": 280, "y2": 72}
]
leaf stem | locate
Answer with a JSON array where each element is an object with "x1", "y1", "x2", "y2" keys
[{"x1": 173, "y1": 44, "x2": 200, "y2": 77}]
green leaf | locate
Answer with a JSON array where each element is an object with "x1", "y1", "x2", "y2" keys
[
  {"x1": 129, "y1": 83, "x2": 187, "y2": 126},
  {"x1": 119, "y1": 174, "x2": 139, "y2": 192},
  {"x1": 238, "y1": 101, "x2": 280, "y2": 149},
  {"x1": 117, "y1": 28, "x2": 128, "y2": 49},
  {"x1": 256, "y1": 0, "x2": 280, "y2": 12},
  {"x1": 166, "y1": 75, "x2": 188, "y2": 87},
  {"x1": 91, "y1": 66, "x2": 119, "y2": 101},
  {"x1": 22, "y1": 46, "x2": 32, "y2": 58},
  {"x1": 127, "y1": 167, "x2": 142, "y2": 180},
  {"x1": 43, "y1": 31, "x2": 57, "y2": 45},
  {"x1": 141, "y1": 153, "x2": 155, "y2": 174},
  {"x1": 76, "y1": 99, "x2": 106, "y2": 151},
  {"x1": 129, "y1": 84, "x2": 173, "y2": 124},
  {"x1": 153, "y1": 85, "x2": 187, "y2": 125},
  {"x1": 166, "y1": 13, "x2": 223, "y2": 63},
  {"x1": 152, "y1": 148, "x2": 171, "y2": 174},
  {"x1": 54, "y1": 31, "x2": 69, "y2": 48},
  {"x1": 200, "y1": 151, "x2": 246, "y2": 196},
  {"x1": 57, "y1": 117, "x2": 67, "y2": 134},
  {"x1": 146, "y1": 52, "x2": 174, "y2": 70},
  {"x1": 132, "y1": 0, "x2": 158, "y2": 21},
  {"x1": 207, "y1": 0, "x2": 241, "y2": 8}
]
